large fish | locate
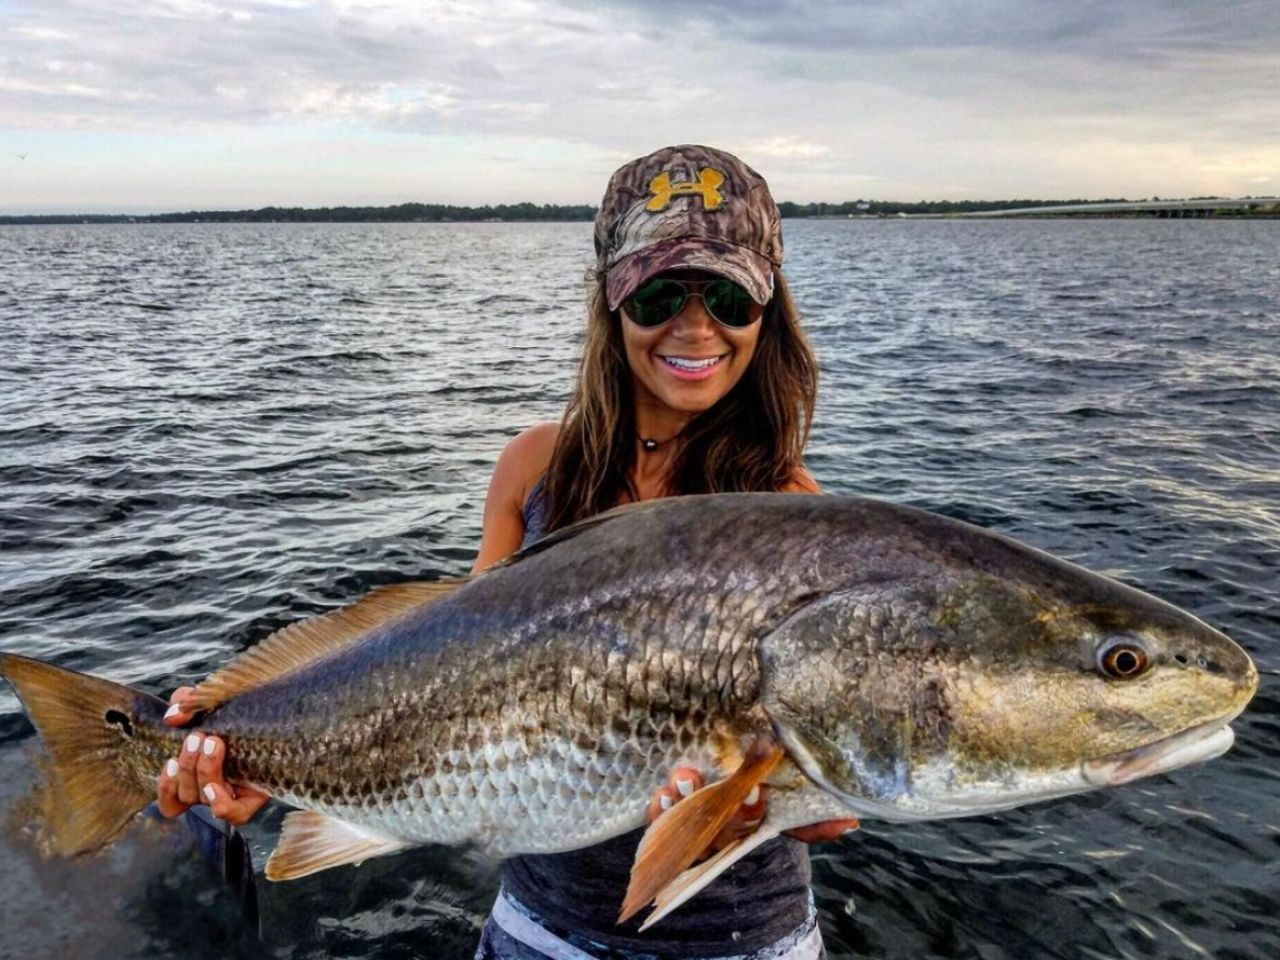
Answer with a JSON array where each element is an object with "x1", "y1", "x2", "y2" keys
[{"x1": 0, "y1": 494, "x2": 1258, "y2": 927}]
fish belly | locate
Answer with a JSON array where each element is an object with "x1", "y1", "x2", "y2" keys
[{"x1": 258, "y1": 725, "x2": 729, "y2": 856}]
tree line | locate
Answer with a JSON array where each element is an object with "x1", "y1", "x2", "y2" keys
[
  {"x1": 1, "y1": 197, "x2": 1248, "y2": 225},
  {"x1": 0, "y1": 202, "x2": 597, "y2": 225}
]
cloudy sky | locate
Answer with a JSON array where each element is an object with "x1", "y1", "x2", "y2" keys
[{"x1": 1, "y1": 0, "x2": 1276, "y2": 213}]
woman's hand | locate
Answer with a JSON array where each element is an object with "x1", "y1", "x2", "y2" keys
[
  {"x1": 646, "y1": 767, "x2": 858, "y2": 848},
  {"x1": 154, "y1": 686, "x2": 270, "y2": 826}
]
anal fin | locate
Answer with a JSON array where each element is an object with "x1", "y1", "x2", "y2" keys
[
  {"x1": 619, "y1": 734, "x2": 784, "y2": 925},
  {"x1": 265, "y1": 810, "x2": 409, "y2": 881}
]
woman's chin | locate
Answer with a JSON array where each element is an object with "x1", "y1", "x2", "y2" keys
[{"x1": 651, "y1": 382, "x2": 728, "y2": 414}]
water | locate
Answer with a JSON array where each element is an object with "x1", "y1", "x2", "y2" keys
[{"x1": 1, "y1": 219, "x2": 1277, "y2": 959}]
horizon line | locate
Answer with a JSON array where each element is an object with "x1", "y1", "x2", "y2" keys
[{"x1": 6, "y1": 195, "x2": 1280, "y2": 222}]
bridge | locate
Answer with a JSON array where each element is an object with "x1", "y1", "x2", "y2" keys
[{"x1": 961, "y1": 197, "x2": 1279, "y2": 218}]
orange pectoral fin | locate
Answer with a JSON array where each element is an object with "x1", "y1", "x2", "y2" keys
[
  {"x1": 618, "y1": 735, "x2": 784, "y2": 925},
  {"x1": 640, "y1": 827, "x2": 779, "y2": 932}
]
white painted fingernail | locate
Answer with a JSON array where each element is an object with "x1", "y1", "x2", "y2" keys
[
  {"x1": 675, "y1": 777, "x2": 693, "y2": 797},
  {"x1": 203, "y1": 785, "x2": 216, "y2": 803},
  {"x1": 164, "y1": 703, "x2": 181, "y2": 719},
  {"x1": 843, "y1": 826, "x2": 860, "y2": 836},
  {"x1": 185, "y1": 734, "x2": 200, "y2": 753},
  {"x1": 203, "y1": 737, "x2": 216, "y2": 757},
  {"x1": 166, "y1": 759, "x2": 179, "y2": 778},
  {"x1": 659, "y1": 794, "x2": 673, "y2": 811},
  {"x1": 743, "y1": 817, "x2": 762, "y2": 829},
  {"x1": 744, "y1": 786, "x2": 760, "y2": 806}
]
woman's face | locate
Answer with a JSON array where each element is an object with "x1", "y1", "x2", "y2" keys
[{"x1": 619, "y1": 270, "x2": 764, "y2": 417}]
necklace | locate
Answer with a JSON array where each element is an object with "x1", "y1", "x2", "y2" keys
[{"x1": 638, "y1": 433, "x2": 678, "y2": 452}]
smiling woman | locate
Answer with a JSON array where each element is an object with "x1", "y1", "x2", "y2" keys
[{"x1": 469, "y1": 145, "x2": 822, "y2": 560}]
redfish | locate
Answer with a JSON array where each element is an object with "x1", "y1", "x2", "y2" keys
[{"x1": 0, "y1": 494, "x2": 1257, "y2": 928}]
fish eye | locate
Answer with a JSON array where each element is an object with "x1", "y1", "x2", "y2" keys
[{"x1": 1097, "y1": 639, "x2": 1150, "y2": 680}]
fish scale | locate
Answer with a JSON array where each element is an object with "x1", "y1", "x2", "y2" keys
[{"x1": 210, "y1": 543, "x2": 776, "y2": 853}]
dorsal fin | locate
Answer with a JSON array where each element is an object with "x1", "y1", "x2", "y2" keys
[
  {"x1": 186, "y1": 579, "x2": 468, "y2": 712},
  {"x1": 498, "y1": 499, "x2": 656, "y2": 568}
]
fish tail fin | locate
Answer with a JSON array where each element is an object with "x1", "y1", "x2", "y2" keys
[{"x1": 0, "y1": 653, "x2": 171, "y2": 856}]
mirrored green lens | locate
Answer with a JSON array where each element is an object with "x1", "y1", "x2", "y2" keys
[
  {"x1": 627, "y1": 279, "x2": 687, "y2": 327},
  {"x1": 624, "y1": 277, "x2": 758, "y2": 328},
  {"x1": 703, "y1": 280, "x2": 756, "y2": 327}
]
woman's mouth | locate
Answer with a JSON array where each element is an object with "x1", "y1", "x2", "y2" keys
[{"x1": 659, "y1": 354, "x2": 726, "y2": 381}]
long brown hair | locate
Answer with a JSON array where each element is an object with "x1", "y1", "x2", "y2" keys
[{"x1": 542, "y1": 270, "x2": 817, "y2": 532}]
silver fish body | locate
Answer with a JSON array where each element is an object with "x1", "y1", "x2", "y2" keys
[{"x1": 0, "y1": 493, "x2": 1259, "y2": 889}]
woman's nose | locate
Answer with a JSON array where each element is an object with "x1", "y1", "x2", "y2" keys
[{"x1": 669, "y1": 294, "x2": 717, "y2": 338}]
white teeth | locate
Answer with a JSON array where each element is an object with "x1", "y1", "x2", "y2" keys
[{"x1": 663, "y1": 356, "x2": 721, "y2": 371}]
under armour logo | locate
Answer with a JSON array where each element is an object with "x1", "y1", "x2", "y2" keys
[{"x1": 646, "y1": 168, "x2": 726, "y2": 212}]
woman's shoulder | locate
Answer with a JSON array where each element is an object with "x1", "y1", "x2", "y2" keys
[
  {"x1": 490, "y1": 421, "x2": 560, "y2": 504},
  {"x1": 501, "y1": 421, "x2": 559, "y2": 477},
  {"x1": 779, "y1": 464, "x2": 821, "y2": 494}
]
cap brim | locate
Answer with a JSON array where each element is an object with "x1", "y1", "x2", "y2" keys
[{"x1": 606, "y1": 238, "x2": 774, "y2": 311}]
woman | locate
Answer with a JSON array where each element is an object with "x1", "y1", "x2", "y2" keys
[{"x1": 157, "y1": 145, "x2": 855, "y2": 958}]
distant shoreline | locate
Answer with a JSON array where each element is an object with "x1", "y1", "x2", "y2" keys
[{"x1": 2, "y1": 198, "x2": 1276, "y2": 225}]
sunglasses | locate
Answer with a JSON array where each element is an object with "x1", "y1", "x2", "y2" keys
[{"x1": 623, "y1": 277, "x2": 761, "y2": 329}]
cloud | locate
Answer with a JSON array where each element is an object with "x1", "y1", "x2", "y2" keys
[
  {"x1": 1, "y1": 0, "x2": 1276, "y2": 209},
  {"x1": 2, "y1": 2, "x2": 570, "y2": 129},
  {"x1": 748, "y1": 137, "x2": 830, "y2": 160},
  {"x1": 5, "y1": 2, "x2": 1274, "y2": 140},
  {"x1": 591, "y1": 0, "x2": 1280, "y2": 54}
]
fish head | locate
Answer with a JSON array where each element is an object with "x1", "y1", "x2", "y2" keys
[{"x1": 760, "y1": 516, "x2": 1259, "y2": 821}]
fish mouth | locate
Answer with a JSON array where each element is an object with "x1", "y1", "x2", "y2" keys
[{"x1": 1082, "y1": 720, "x2": 1236, "y2": 786}]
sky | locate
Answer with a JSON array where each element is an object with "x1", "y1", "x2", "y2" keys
[{"x1": 1, "y1": 0, "x2": 1277, "y2": 213}]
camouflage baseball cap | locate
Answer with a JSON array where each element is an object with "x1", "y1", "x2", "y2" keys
[{"x1": 595, "y1": 145, "x2": 783, "y2": 312}]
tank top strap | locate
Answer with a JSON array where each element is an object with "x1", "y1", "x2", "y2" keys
[{"x1": 520, "y1": 474, "x2": 550, "y2": 549}]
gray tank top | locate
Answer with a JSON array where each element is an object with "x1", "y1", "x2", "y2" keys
[{"x1": 498, "y1": 477, "x2": 814, "y2": 955}]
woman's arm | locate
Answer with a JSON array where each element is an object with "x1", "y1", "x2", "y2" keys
[{"x1": 472, "y1": 422, "x2": 559, "y2": 573}]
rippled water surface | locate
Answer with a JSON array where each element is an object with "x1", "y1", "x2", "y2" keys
[{"x1": 1, "y1": 220, "x2": 1277, "y2": 959}]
